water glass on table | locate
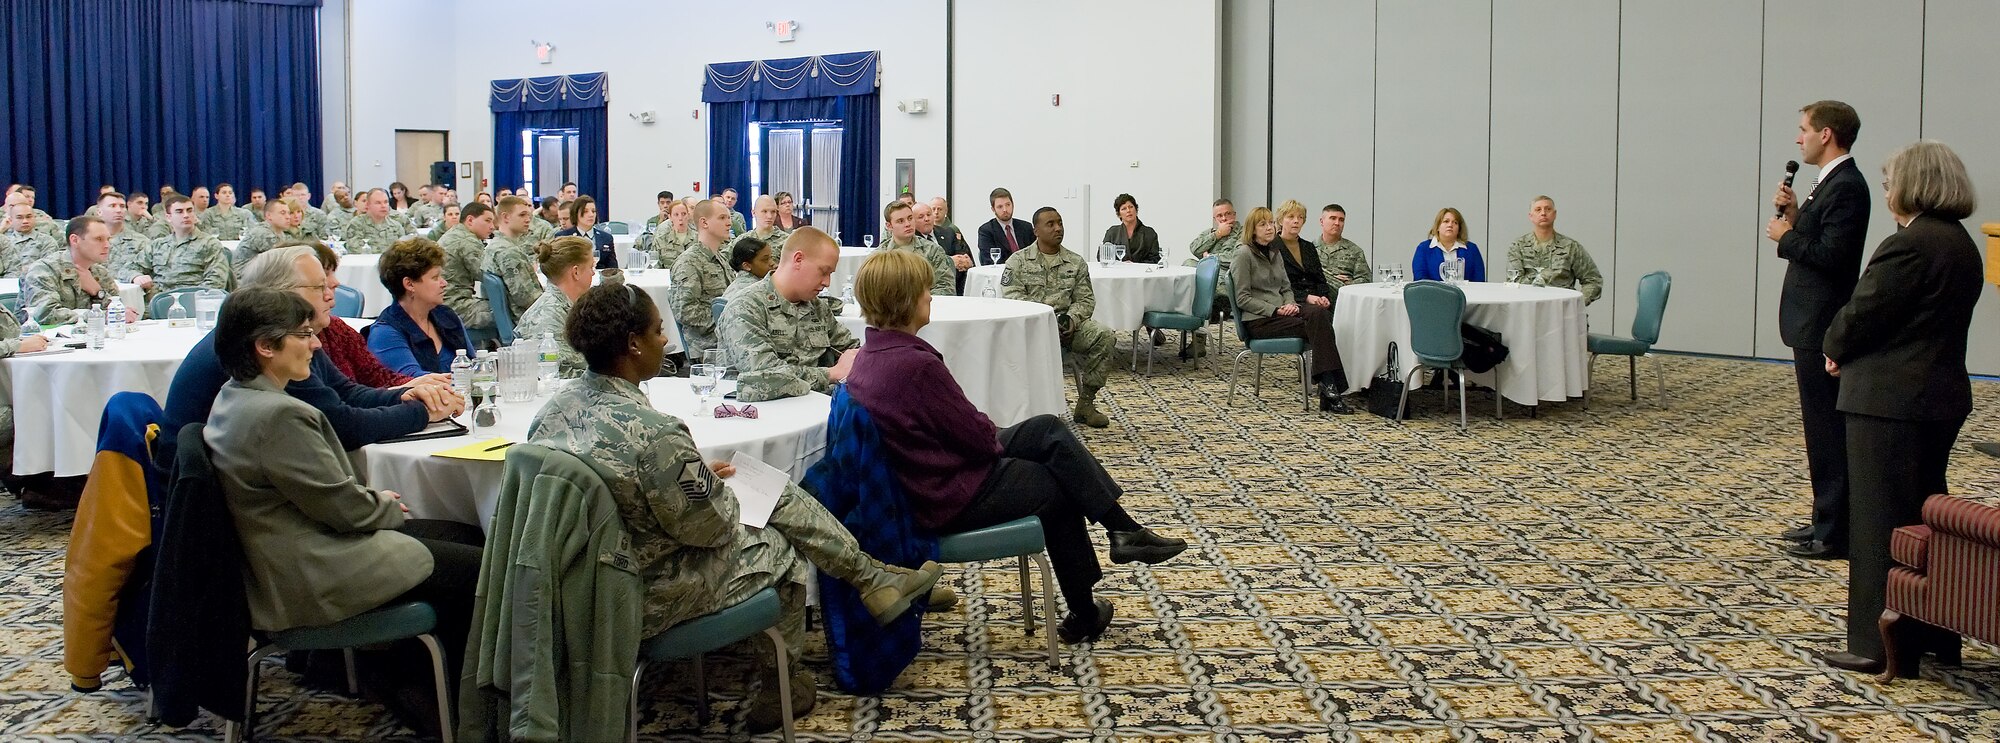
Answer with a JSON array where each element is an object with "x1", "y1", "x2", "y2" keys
[
  {"x1": 987, "y1": 248, "x2": 1001, "y2": 265},
  {"x1": 689, "y1": 364, "x2": 718, "y2": 417},
  {"x1": 862, "y1": 235, "x2": 875, "y2": 248}
]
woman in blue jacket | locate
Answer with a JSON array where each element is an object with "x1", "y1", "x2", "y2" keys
[
  {"x1": 1411, "y1": 207, "x2": 1485, "y2": 282},
  {"x1": 553, "y1": 195, "x2": 619, "y2": 270},
  {"x1": 368, "y1": 237, "x2": 473, "y2": 376}
]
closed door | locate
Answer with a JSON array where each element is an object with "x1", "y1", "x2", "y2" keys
[{"x1": 395, "y1": 130, "x2": 448, "y2": 189}]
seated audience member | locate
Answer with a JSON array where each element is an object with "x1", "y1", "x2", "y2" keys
[
  {"x1": 131, "y1": 194, "x2": 229, "y2": 300},
  {"x1": 531, "y1": 199, "x2": 560, "y2": 241},
  {"x1": 423, "y1": 203, "x2": 461, "y2": 242},
  {"x1": 845, "y1": 249, "x2": 1186, "y2": 643},
  {"x1": 306, "y1": 242, "x2": 448, "y2": 390},
  {"x1": 369, "y1": 238, "x2": 472, "y2": 377},
  {"x1": 514, "y1": 236, "x2": 592, "y2": 378},
  {"x1": 976, "y1": 188, "x2": 1033, "y2": 265},
  {"x1": 23, "y1": 217, "x2": 138, "y2": 326},
  {"x1": 881, "y1": 202, "x2": 954, "y2": 296},
  {"x1": 775, "y1": 191, "x2": 808, "y2": 230},
  {"x1": 645, "y1": 190, "x2": 676, "y2": 231},
  {"x1": 652, "y1": 200, "x2": 699, "y2": 268},
  {"x1": 473, "y1": 191, "x2": 493, "y2": 207},
  {"x1": 727, "y1": 237, "x2": 774, "y2": 294},
  {"x1": 1505, "y1": 195, "x2": 1602, "y2": 302},
  {"x1": 719, "y1": 188, "x2": 748, "y2": 236},
  {"x1": 483, "y1": 196, "x2": 544, "y2": 319},
  {"x1": 5, "y1": 197, "x2": 60, "y2": 276},
  {"x1": 1187, "y1": 198, "x2": 1242, "y2": 339},
  {"x1": 1002, "y1": 207, "x2": 1115, "y2": 428},
  {"x1": 1234, "y1": 206, "x2": 1351, "y2": 413},
  {"x1": 324, "y1": 184, "x2": 355, "y2": 222},
  {"x1": 924, "y1": 196, "x2": 974, "y2": 292},
  {"x1": 125, "y1": 192, "x2": 156, "y2": 237},
  {"x1": 198, "y1": 183, "x2": 254, "y2": 240},
  {"x1": 95, "y1": 192, "x2": 149, "y2": 285},
  {"x1": 245, "y1": 188, "x2": 268, "y2": 222},
  {"x1": 0, "y1": 275, "x2": 51, "y2": 501},
  {"x1": 719, "y1": 228, "x2": 859, "y2": 402},
  {"x1": 552, "y1": 196, "x2": 616, "y2": 269},
  {"x1": 1102, "y1": 193, "x2": 1162, "y2": 264},
  {"x1": 1412, "y1": 207, "x2": 1485, "y2": 282},
  {"x1": 1315, "y1": 203, "x2": 1370, "y2": 299},
  {"x1": 236, "y1": 198, "x2": 305, "y2": 270},
  {"x1": 387, "y1": 182, "x2": 415, "y2": 213},
  {"x1": 527, "y1": 283, "x2": 943, "y2": 733},
  {"x1": 343, "y1": 189, "x2": 406, "y2": 254},
  {"x1": 203, "y1": 288, "x2": 483, "y2": 710},
  {"x1": 440, "y1": 201, "x2": 495, "y2": 337},
  {"x1": 731, "y1": 195, "x2": 792, "y2": 257},
  {"x1": 669, "y1": 200, "x2": 738, "y2": 357},
  {"x1": 161, "y1": 246, "x2": 463, "y2": 458}
]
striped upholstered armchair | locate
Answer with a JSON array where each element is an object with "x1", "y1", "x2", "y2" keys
[{"x1": 1879, "y1": 494, "x2": 2000, "y2": 681}]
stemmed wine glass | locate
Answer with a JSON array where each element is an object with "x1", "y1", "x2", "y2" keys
[
  {"x1": 862, "y1": 235, "x2": 875, "y2": 249},
  {"x1": 689, "y1": 364, "x2": 717, "y2": 417}
]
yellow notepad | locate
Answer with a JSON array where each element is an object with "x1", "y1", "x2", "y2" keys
[{"x1": 430, "y1": 438, "x2": 514, "y2": 461}]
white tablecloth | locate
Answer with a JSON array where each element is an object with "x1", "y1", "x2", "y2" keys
[
  {"x1": 362, "y1": 378, "x2": 829, "y2": 529},
  {"x1": 333, "y1": 253, "x2": 390, "y2": 319},
  {"x1": 0, "y1": 278, "x2": 144, "y2": 318},
  {"x1": 830, "y1": 247, "x2": 875, "y2": 295},
  {"x1": 3, "y1": 322, "x2": 208, "y2": 476},
  {"x1": 835, "y1": 296, "x2": 1067, "y2": 427},
  {"x1": 963, "y1": 263, "x2": 1196, "y2": 332},
  {"x1": 588, "y1": 269, "x2": 685, "y2": 351},
  {"x1": 1333, "y1": 282, "x2": 1589, "y2": 406}
]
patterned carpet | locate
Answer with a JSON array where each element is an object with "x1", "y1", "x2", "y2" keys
[{"x1": 2, "y1": 348, "x2": 1999, "y2": 741}]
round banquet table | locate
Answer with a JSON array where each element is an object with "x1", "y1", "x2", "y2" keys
[
  {"x1": 332, "y1": 253, "x2": 391, "y2": 319},
  {"x1": 3, "y1": 321, "x2": 208, "y2": 476},
  {"x1": 830, "y1": 247, "x2": 875, "y2": 295},
  {"x1": 587, "y1": 268, "x2": 684, "y2": 350},
  {"x1": 1332, "y1": 282, "x2": 1589, "y2": 406},
  {"x1": 962, "y1": 262, "x2": 1196, "y2": 332},
  {"x1": 363, "y1": 377, "x2": 830, "y2": 530},
  {"x1": 833, "y1": 296, "x2": 1066, "y2": 427},
  {"x1": 0, "y1": 278, "x2": 144, "y2": 318}
]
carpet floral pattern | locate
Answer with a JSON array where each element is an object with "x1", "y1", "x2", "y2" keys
[{"x1": 0, "y1": 353, "x2": 1996, "y2": 741}]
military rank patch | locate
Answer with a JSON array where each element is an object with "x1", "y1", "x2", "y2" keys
[{"x1": 677, "y1": 456, "x2": 715, "y2": 500}]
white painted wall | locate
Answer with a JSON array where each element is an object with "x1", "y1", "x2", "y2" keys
[{"x1": 344, "y1": 0, "x2": 456, "y2": 190}]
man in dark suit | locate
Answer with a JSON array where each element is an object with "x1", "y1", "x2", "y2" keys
[
  {"x1": 1766, "y1": 99, "x2": 1869, "y2": 560},
  {"x1": 976, "y1": 187, "x2": 1034, "y2": 271},
  {"x1": 920, "y1": 198, "x2": 971, "y2": 294}
]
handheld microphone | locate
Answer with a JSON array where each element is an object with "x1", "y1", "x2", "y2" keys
[{"x1": 1777, "y1": 160, "x2": 1800, "y2": 218}]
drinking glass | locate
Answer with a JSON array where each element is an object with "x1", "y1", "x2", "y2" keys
[
  {"x1": 987, "y1": 248, "x2": 1001, "y2": 265},
  {"x1": 689, "y1": 364, "x2": 717, "y2": 416},
  {"x1": 982, "y1": 284, "x2": 997, "y2": 298},
  {"x1": 502, "y1": 345, "x2": 537, "y2": 403},
  {"x1": 862, "y1": 234, "x2": 875, "y2": 248},
  {"x1": 1114, "y1": 246, "x2": 1126, "y2": 263}
]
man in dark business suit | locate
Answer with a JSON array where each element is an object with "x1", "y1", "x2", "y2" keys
[
  {"x1": 1766, "y1": 100, "x2": 1869, "y2": 561},
  {"x1": 976, "y1": 187, "x2": 1034, "y2": 271},
  {"x1": 920, "y1": 198, "x2": 971, "y2": 294}
]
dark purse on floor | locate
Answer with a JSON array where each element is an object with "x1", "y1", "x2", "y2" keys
[
  {"x1": 1459, "y1": 324, "x2": 1509, "y2": 373},
  {"x1": 1367, "y1": 341, "x2": 1407, "y2": 419}
]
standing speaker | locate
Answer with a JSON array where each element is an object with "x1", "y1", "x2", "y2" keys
[{"x1": 431, "y1": 161, "x2": 457, "y2": 190}]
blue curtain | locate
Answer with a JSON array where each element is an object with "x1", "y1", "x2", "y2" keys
[
  {"x1": 703, "y1": 52, "x2": 878, "y2": 243},
  {"x1": 490, "y1": 73, "x2": 610, "y2": 217},
  {"x1": 0, "y1": 0, "x2": 323, "y2": 218}
]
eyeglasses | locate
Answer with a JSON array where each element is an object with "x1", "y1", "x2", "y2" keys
[
  {"x1": 293, "y1": 282, "x2": 329, "y2": 294},
  {"x1": 713, "y1": 403, "x2": 759, "y2": 419}
]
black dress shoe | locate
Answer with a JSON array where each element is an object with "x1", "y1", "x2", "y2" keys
[
  {"x1": 1784, "y1": 540, "x2": 1847, "y2": 560},
  {"x1": 1820, "y1": 651, "x2": 1884, "y2": 673},
  {"x1": 1057, "y1": 598, "x2": 1114, "y2": 644},
  {"x1": 1108, "y1": 528, "x2": 1188, "y2": 565},
  {"x1": 1781, "y1": 524, "x2": 1815, "y2": 542}
]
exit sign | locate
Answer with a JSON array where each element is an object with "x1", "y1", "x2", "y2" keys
[{"x1": 773, "y1": 20, "x2": 796, "y2": 42}]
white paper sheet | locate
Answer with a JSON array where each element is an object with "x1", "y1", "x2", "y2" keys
[{"x1": 727, "y1": 451, "x2": 788, "y2": 529}]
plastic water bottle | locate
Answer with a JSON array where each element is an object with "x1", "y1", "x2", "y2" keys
[
  {"x1": 450, "y1": 350, "x2": 474, "y2": 410},
  {"x1": 538, "y1": 332, "x2": 559, "y2": 388},
  {"x1": 105, "y1": 298, "x2": 127, "y2": 340},
  {"x1": 841, "y1": 279, "x2": 854, "y2": 305},
  {"x1": 21, "y1": 312, "x2": 40, "y2": 338},
  {"x1": 87, "y1": 303, "x2": 105, "y2": 350}
]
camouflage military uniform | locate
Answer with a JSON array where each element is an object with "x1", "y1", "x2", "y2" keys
[
  {"x1": 482, "y1": 232, "x2": 543, "y2": 319},
  {"x1": 4, "y1": 230, "x2": 60, "y2": 276},
  {"x1": 127, "y1": 211, "x2": 158, "y2": 238},
  {"x1": 31, "y1": 209, "x2": 59, "y2": 240},
  {"x1": 718, "y1": 276, "x2": 858, "y2": 402},
  {"x1": 525, "y1": 372, "x2": 901, "y2": 670},
  {"x1": 1002, "y1": 246, "x2": 1114, "y2": 426},
  {"x1": 1315, "y1": 237, "x2": 1372, "y2": 298},
  {"x1": 514, "y1": 289, "x2": 584, "y2": 378},
  {"x1": 1186, "y1": 227, "x2": 1242, "y2": 269},
  {"x1": 668, "y1": 243, "x2": 735, "y2": 358},
  {"x1": 410, "y1": 203, "x2": 442, "y2": 228},
  {"x1": 1506, "y1": 231, "x2": 1603, "y2": 304},
  {"x1": 198, "y1": 205, "x2": 255, "y2": 240},
  {"x1": 726, "y1": 273, "x2": 760, "y2": 295},
  {"x1": 107, "y1": 227, "x2": 150, "y2": 282},
  {"x1": 135, "y1": 232, "x2": 230, "y2": 299},
  {"x1": 342, "y1": 215, "x2": 405, "y2": 254},
  {"x1": 0, "y1": 306, "x2": 30, "y2": 464},
  {"x1": 730, "y1": 227, "x2": 791, "y2": 259},
  {"x1": 143, "y1": 215, "x2": 174, "y2": 240},
  {"x1": 322, "y1": 203, "x2": 352, "y2": 225},
  {"x1": 232, "y1": 223, "x2": 302, "y2": 270},
  {"x1": 530, "y1": 216, "x2": 556, "y2": 244},
  {"x1": 298, "y1": 207, "x2": 332, "y2": 239},
  {"x1": 22, "y1": 254, "x2": 118, "y2": 326},
  {"x1": 653, "y1": 227, "x2": 699, "y2": 269},
  {"x1": 439, "y1": 226, "x2": 494, "y2": 332},
  {"x1": 887, "y1": 235, "x2": 956, "y2": 296},
  {"x1": 727, "y1": 210, "x2": 747, "y2": 237}
]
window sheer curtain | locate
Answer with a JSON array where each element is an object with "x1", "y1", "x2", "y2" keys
[{"x1": 0, "y1": 0, "x2": 323, "y2": 218}]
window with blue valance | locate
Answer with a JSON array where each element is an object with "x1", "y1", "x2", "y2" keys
[
  {"x1": 490, "y1": 72, "x2": 609, "y2": 216},
  {"x1": 703, "y1": 52, "x2": 879, "y2": 244}
]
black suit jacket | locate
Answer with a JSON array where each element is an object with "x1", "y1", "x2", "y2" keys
[
  {"x1": 1823, "y1": 214, "x2": 1983, "y2": 421},
  {"x1": 1776, "y1": 158, "x2": 1871, "y2": 350},
  {"x1": 976, "y1": 218, "x2": 1033, "y2": 264}
]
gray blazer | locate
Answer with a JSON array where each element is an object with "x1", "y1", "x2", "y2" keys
[
  {"x1": 205, "y1": 377, "x2": 431, "y2": 631},
  {"x1": 1231, "y1": 242, "x2": 1294, "y2": 322}
]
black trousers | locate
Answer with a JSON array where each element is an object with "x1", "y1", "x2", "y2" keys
[
  {"x1": 940, "y1": 414, "x2": 1121, "y2": 616},
  {"x1": 1793, "y1": 347, "x2": 1849, "y2": 546},
  {"x1": 392, "y1": 519, "x2": 486, "y2": 675},
  {"x1": 1244, "y1": 303, "x2": 1344, "y2": 386},
  {"x1": 1842, "y1": 412, "x2": 1963, "y2": 659}
]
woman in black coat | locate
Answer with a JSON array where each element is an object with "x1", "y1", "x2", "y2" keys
[{"x1": 1818, "y1": 140, "x2": 1982, "y2": 673}]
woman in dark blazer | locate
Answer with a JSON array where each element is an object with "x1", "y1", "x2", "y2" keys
[
  {"x1": 553, "y1": 195, "x2": 618, "y2": 269},
  {"x1": 1101, "y1": 193, "x2": 1161, "y2": 264},
  {"x1": 1818, "y1": 140, "x2": 1983, "y2": 673}
]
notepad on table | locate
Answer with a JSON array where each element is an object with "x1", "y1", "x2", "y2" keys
[{"x1": 429, "y1": 436, "x2": 514, "y2": 460}]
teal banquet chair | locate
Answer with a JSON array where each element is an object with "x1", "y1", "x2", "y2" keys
[
  {"x1": 1397, "y1": 280, "x2": 1501, "y2": 431},
  {"x1": 1223, "y1": 271, "x2": 1312, "y2": 411},
  {"x1": 1586, "y1": 270, "x2": 1673, "y2": 408},
  {"x1": 1134, "y1": 256, "x2": 1220, "y2": 376}
]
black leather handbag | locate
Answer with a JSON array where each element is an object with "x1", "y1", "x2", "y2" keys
[{"x1": 1367, "y1": 342, "x2": 1407, "y2": 419}]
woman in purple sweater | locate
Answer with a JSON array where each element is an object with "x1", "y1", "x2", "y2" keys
[{"x1": 843, "y1": 250, "x2": 1187, "y2": 644}]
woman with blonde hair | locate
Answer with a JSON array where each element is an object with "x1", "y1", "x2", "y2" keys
[
  {"x1": 1232, "y1": 205, "x2": 1350, "y2": 412},
  {"x1": 514, "y1": 236, "x2": 595, "y2": 377},
  {"x1": 1412, "y1": 207, "x2": 1485, "y2": 282}
]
